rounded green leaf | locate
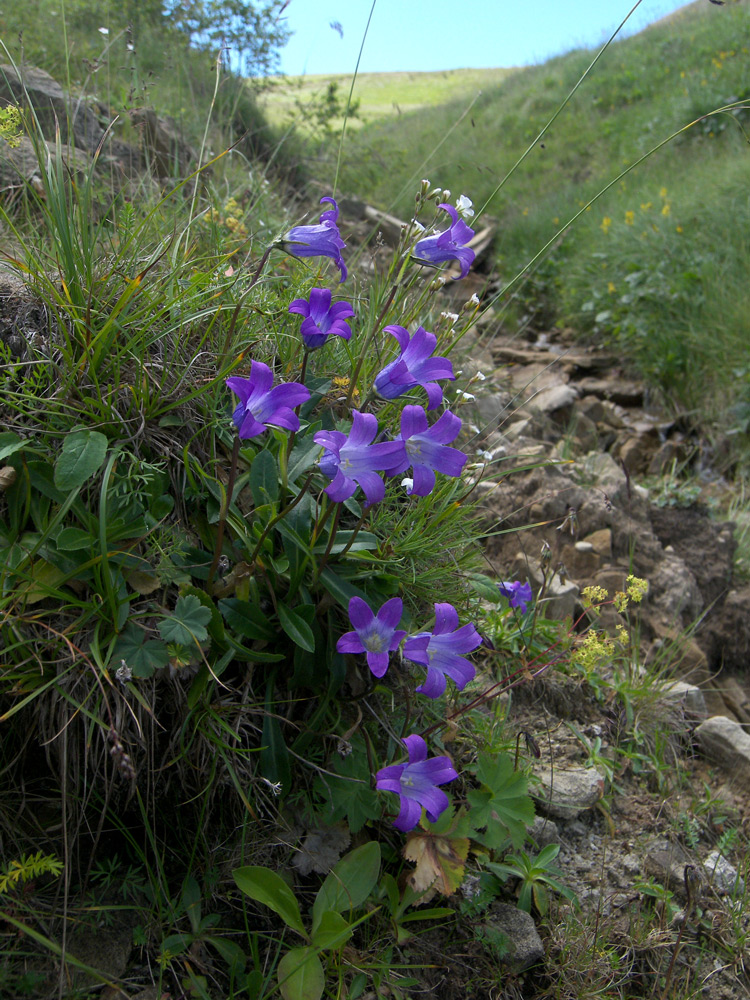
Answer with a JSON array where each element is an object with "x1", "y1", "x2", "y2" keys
[
  {"x1": 312, "y1": 842, "x2": 380, "y2": 933},
  {"x1": 232, "y1": 866, "x2": 306, "y2": 938},
  {"x1": 278, "y1": 602, "x2": 315, "y2": 652},
  {"x1": 310, "y1": 910, "x2": 353, "y2": 951},
  {"x1": 53, "y1": 430, "x2": 108, "y2": 491},
  {"x1": 277, "y1": 946, "x2": 324, "y2": 1000}
]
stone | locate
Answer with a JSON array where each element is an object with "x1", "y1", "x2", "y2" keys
[
  {"x1": 486, "y1": 902, "x2": 545, "y2": 973},
  {"x1": 584, "y1": 529, "x2": 613, "y2": 558},
  {"x1": 659, "y1": 680, "x2": 707, "y2": 719},
  {"x1": 576, "y1": 377, "x2": 644, "y2": 406},
  {"x1": 532, "y1": 766, "x2": 605, "y2": 819},
  {"x1": 529, "y1": 814, "x2": 560, "y2": 848},
  {"x1": 703, "y1": 850, "x2": 744, "y2": 896},
  {"x1": 515, "y1": 555, "x2": 579, "y2": 620},
  {"x1": 694, "y1": 716, "x2": 750, "y2": 789},
  {"x1": 529, "y1": 383, "x2": 579, "y2": 414},
  {"x1": 0, "y1": 63, "x2": 104, "y2": 151}
]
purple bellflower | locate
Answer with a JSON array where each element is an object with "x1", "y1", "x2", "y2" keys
[
  {"x1": 394, "y1": 404, "x2": 467, "y2": 497},
  {"x1": 499, "y1": 580, "x2": 533, "y2": 614},
  {"x1": 314, "y1": 410, "x2": 406, "y2": 507},
  {"x1": 374, "y1": 325, "x2": 455, "y2": 411},
  {"x1": 282, "y1": 196, "x2": 348, "y2": 282},
  {"x1": 403, "y1": 602, "x2": 483, "y2": 699},
  {"x1": 412, "y1": 202, "x2": 475, "y2": 280},
  {"x1": 375, "y1": 734, "x2": 458, "y2": 832},
  {"x1": 226, "y1": 362, "x2": 310, "y2": 439},
  {"x1": 288, "y1": 288, "x2": 355, "y2": 350},
  {"x1": 336, "y1": 596, "x2": 406, "y2": 678}
]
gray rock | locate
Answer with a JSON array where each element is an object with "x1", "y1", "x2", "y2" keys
[
  {"x1": 486, "y1": 901, "x2": 545, "y2": 973},
  {"x1": 695, "y1": 716, "x2": 750, "y2": 788},
  {"x1": 703, "y1": 851, "x2": 745, "y2": 896},
  {"x1": 660, "y1": 680, "x2": 707, "y2": 719},
  {"x1": 530, "y1": 383, "x2": 579, "y2": 414},
  {"x1": 533, "y1": 766, "x2": 605, "y2": 819},
  {"x1": 530, "y1": 814, "x2": 560, "y2": 848}
]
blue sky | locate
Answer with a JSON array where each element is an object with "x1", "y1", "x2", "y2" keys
[{"x1": 276, "y1": 0, "x2": 696, "y2": 76}]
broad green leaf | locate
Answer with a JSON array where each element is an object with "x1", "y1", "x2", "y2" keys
[
  {"x1": 219, "y1": 598, "x2": 277, "y2": 641},
  {"x1": 312, "y1": 842, "x2": 380, "y2": 935},
  {"x1": 466, "y1": 752, "x2": 535, "y2": 850},
  {"x1": 112, "y1": 625, "x2": 170, "y2": 678},
  {"x1": 56, "y1": 526, "x2": 96, "y2": 551},
  {"x1": 312, "y1": 531, "x2": 378, "y2": 555},
  {"x1": 310, "y1": 910, "x2": 352, "y2": 950},
  {"x1": 0, "y1": 432, "x2": 24, "y2": 461},
  {"x1": 318, "y1": 568, "x2": 368, "y2": 609},
  {"x1": 53, "y1": 430, "x2": 108, "y2": 491},
  {"x1": 278, "y1": 602, "x2": 315, "y2": 652},
  {"x1": 277, "y1": 946, "x2": 324, "y2": 1000},
  {"x1": 261, "y1": 679, "x2": 291, "y2": 795},
  {"x1": 467, "y1": 572, "x2": 503, "y2": 603},
  {"x1": 250, "y1": 449, "x2": 279, "y2": 507},
  {"x1": 158, "y1": 594, "x2": 212, "y2": 646},
  {"x1": 232, "y1": 867, "x2": 306, "y2": 938},
  {"x1": 312, "y1": 736, "x2": 380, "y2": 833},
  {"x1": 288, "y1": 439, "x2": 322, "y2": 483}
]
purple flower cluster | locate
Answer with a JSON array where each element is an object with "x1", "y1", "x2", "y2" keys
[
  {"x1": 283, "y1": 197, "x2": 348, "y2": 282},
  {"x1": 226, "y1": 362, "x2": 310, "y2": 439},
  {"x1": 499, "y1": 580, "x2": 533, "y2": 614},
  {"x1": 412, "y1": 203, "x2": 475, "y2": 280},
  {"x1": 336, "y1": 593, "x2": 481, "y2": 831},
  {"x1": 374, "y1": 325, "x2": 455, "y2": 410}
]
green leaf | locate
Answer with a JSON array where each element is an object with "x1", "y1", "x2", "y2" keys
[
  {"x1": 56, "y1": 526, "x2": 96, "y2": 551},
  {"x1": 318, "y1": 568, "x2": 368, "y2": 609},
  {"x1": 112, "y1": 625, "x2": 170, "y2": 679},
  {"x1": 277, "y1": 946, "x2": 324, "y2": 1000},
  {"x1": 312, "y1": 843, "x2": 380, "y2": 936},
  {"x1": 250, "y1": 449, "x2": 279, "y2": 507},
  {"x1": 466, "y1": 752, "x2": 535, "y2": 850},
  {"x1": 232, "y1": 867, "x2": 306, "y2": 938},
  {"x1": 219, "y1": 598, "x2": 276, "y2": 641},
  {"x1": 53, "y1": 430, "x2": 108, "y2": 491},
  {"x1": 158, "y1": 594, "x2": 212, "y2": 646},
  {"x1": 260, "y1": 679, "x2": 291, "y2": 795},
  {"x1": 278, "y1": 602, "x2": 315, "y2": 652},
  {"x1": 0, "y1": 432, "x2": 24, "y2": 461},
  {"x1": 312, "y1": 737, "x2": 381, "y2": 834},
  {"x1": 310, "y1": 910, "x2": 353, "y2": 950},
  {"x1": 288, "y1": 439, "x2": 322, "y2": 483},
  {"x1": 467, "y1": 572, "x2": 502, "y2": 603}
]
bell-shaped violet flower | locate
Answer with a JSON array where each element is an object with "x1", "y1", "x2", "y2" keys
[
  {"x1": 394, "y1": 404, "x2": 467, "y2": 497},
  {"x1": 314, "y1": 410, "x2": 406, "y2": 507},
  {"x1": 499, "y1": 580, "x2": 533, "y2": 614},
  {"x1": 288, "y1": 288, "x2": 355, "y2": 350},
  {"x1": 403, "y1": 602, "x2": 483, "y2": 699},
  {"x1": 375, "y1": 734, "x2": 458, "y2": 832},
  {"x1": 282, "y1": 196, "x2": 347, "y2": 282},
  {"x1": 226, "y1": 362, "x2": 310, "y2": 439},
  {"x1": 374, "y1": 325, "x2": 455, "y2": 411},
  {"x1": 412, "y1": 202, "x2": 475, "y2": 280},
  {"x1": 336, "y1": 596, "x2": 406, "y2": 678}
]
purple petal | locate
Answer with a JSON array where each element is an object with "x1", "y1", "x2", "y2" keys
[
  {"x1": 324, "y1": 471, "x2": 357, "y2": 502},
  {"x1": 384, "y1": 325, "x2": 410, "y2": 353},
  {"x1": 376, "y1": 597, "x2": 404, "y2": 631},
  {"x1": 433, "y1": 603, "x2": 459, "y2": 634},
  {"x1": 348, "y1": 596, "x2": 375, "y2": 632},
  {"x1": 288, "y1": 298, "x2": 310, "y2": 317},
  {"x1": 403, "y1": 734, "x2": 428, "y2": 763},
  {"x1": 226, "y1": 375, "x2": 253, "y2": 404},
  {"x1": 423, "y1": 382, "x2": 444, "y2": 411},
  {"x1": 366, "y1": 650, "x2": 390, "y2": 677},
  {"x1": 307, "y1": 287, "x2": 332, "y2": 319},
  {"x1": 410, "y1": 464, "x2": 436, "y2": 496},
  {"x1": 400, "y1": 404, "x2": 429, "y2": 440},
  {"x1": 356, "y1": 470, "x2": 386, "y2": 507},
  {"x1": 347, "y1": 410, "x2": 378, "y2": 448},
  {"x1": 418, "y1": 786, "x2": 450, "y2": 824},
  {"x1": 375, "y1": 763, "x2": 405, "y2": 793},
  {"x1": 402, "y1": 634, "x2": 430, "y2": 666},
  {"x1": 248, "y1": 361, "x2": 274, "y2": 395},
  {"x1": 337, "y1": 632, "x2": 365, "y2": 655},
  {"x1": 416, "y1": 669, "x2": 447, "y2": 699},
  {"x1": 412, "y1": 755, "x2": 459, "y2": 785},
  {"x1": 393, "y1": 796, "x2": 423, "y2": 832}
]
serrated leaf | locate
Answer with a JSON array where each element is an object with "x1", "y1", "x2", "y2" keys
[
  {"x1": 404, "y1": 809, "x2": 469, "y2": 898},
  {"x1": 232, "y1": 866, "x2": 306, "y2": 938},
  {"x1": 112, "y1": 625, "x2": 170, "y2": 678},
  {"x1": 466, "y1": 752, "x2": 535, "y2": 849},
  {"x1": 158, "y1": 594, "x2": 212, "y2": 646},
  {"x1": 277, "y1": 946, "x2": 324, "y2": 1000},
  {"x1": 53, "y1": 430, "x2": 108, "y2": 491}
]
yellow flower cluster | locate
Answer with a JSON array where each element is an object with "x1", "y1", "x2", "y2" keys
[
  {"x1": 573, "y1": 629, "x2": 616, "y2": 672},
  {"x1": 202, "y1": 197, "x2": 248, "y2": 238},
  {"x1": 0, "y1": 105, "x2": 23, "y2": 148},
  {"x1": 581, "y1": 585, "x2": 608, "y2": 609}
]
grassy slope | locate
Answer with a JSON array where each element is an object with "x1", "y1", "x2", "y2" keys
[
  {"x1": 261, "y1": 67, "x2": 515, "y2": 129},
  {"x1": 295, "y1": 0, "x2": 750, "y2": 453}
]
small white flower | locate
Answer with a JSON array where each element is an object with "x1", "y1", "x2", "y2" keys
[
  {"x1": 477, "y1": 449, "x2": 494, "y2": 461},
  {"x1": 401, "y1": 477, "x2": 414, "y2": 492},
  {"x1": 260, "y1": 777, "x2": 283, "y2": 796},
  {"x1": 440, "y1": 311, "x2": 459, "y2": 323},
  {"x1": 411, "y1": 219, "x2": 426, "y2": 233},
  {"x1": 98, "y1": 26, "x2": 109, "y2": 34},
  {"x1": 421, "y1": 178, "x2": 431, "y2": 186},
  {"x1": 469, "y1": 293, "x2": 480, "y2": 305},
  {"x1": 456, "y1": 195, "x2": 475, "y2": 218},
  {"x1": 126, "y1": 42, "x2": 135, "y2": 51},
  {"x1": 468, "y1": 423, "x2": 480, "y2": 434},
  {"x1": 459, "y1": 391, "x2": 475, "y2": 402},
  {"x1": 469, "y1": 370, "x2": 486, "y2": 384}
]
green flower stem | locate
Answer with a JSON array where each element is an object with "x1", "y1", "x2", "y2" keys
[
  {"x1": 335, "y1": 511, "x2": 367, "y2": 560},
  {"x1": 345, "y1": 278, "x2": 400, "y2": 408},
  {"x1": 314, "y1": 503, "x2": 342, "y2": 582},
  {"x1": 247, "y1": 472, "x2": 315, "y2": 566},
  {"x1": 207, "y1": 435, "x2": 241, "y2": 595}
]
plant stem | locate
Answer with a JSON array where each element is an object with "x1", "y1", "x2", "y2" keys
[
  {"x1": 207, "y1": 435, "x2": 241, "y2": 595},
  {"x1": 314, "y1": 503, "x2": 342, "y2": 581}
]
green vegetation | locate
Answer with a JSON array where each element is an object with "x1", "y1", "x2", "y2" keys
[
  {"x1": 2, "y1": 2, "x2": 750, "y2": 999},
  {"x1": 327, "y1": 0, "x2": 750, "y2": 462}
]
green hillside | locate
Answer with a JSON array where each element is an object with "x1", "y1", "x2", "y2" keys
[{"x1": 319, "y1": 0, "x2": 750, "y2": 453}]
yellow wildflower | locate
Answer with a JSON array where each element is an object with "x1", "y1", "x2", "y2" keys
[
  {"x1": 625, "y1": 210, "x2": 635, "y2": 226},
  {"x1": 626, "y1": 575, "x2": 648, "y2": 602},
  {"x1": 601, "y1": 216, "x2": 612, "y2": 234},
  {"x1": 661, "y1": 203, "x2": 671, "y2": 217},
  {"x1": 582, "y1": 585, "x2": 608, "y2": 609},
  {"x1": 659, "y1": 187, "x2": 668, "y2": 199},
  {"x1": 607, "y1": 281, "x2": 616, "y2": 293}
]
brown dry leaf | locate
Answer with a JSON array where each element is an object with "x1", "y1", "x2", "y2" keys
[
  {"x1": 0, "y1": 465, "x2": 16, "y2": 491},
  {"x1": 125, "y1": 569, "x2": 162, "y2": 595},
  {"x1": 404, "y1": 828, "x2": 470, "y2": 897}
]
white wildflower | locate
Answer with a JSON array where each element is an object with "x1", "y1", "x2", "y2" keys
[
  {"x1": 98, "y1": 26, "x2": 109, "y2": 34},
  {"x1": 401, "y1": 478, "x2": 414, "y2": 492},
  {"x1": 456, "y1": 195, "x2": 475, "y2": 218}
]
